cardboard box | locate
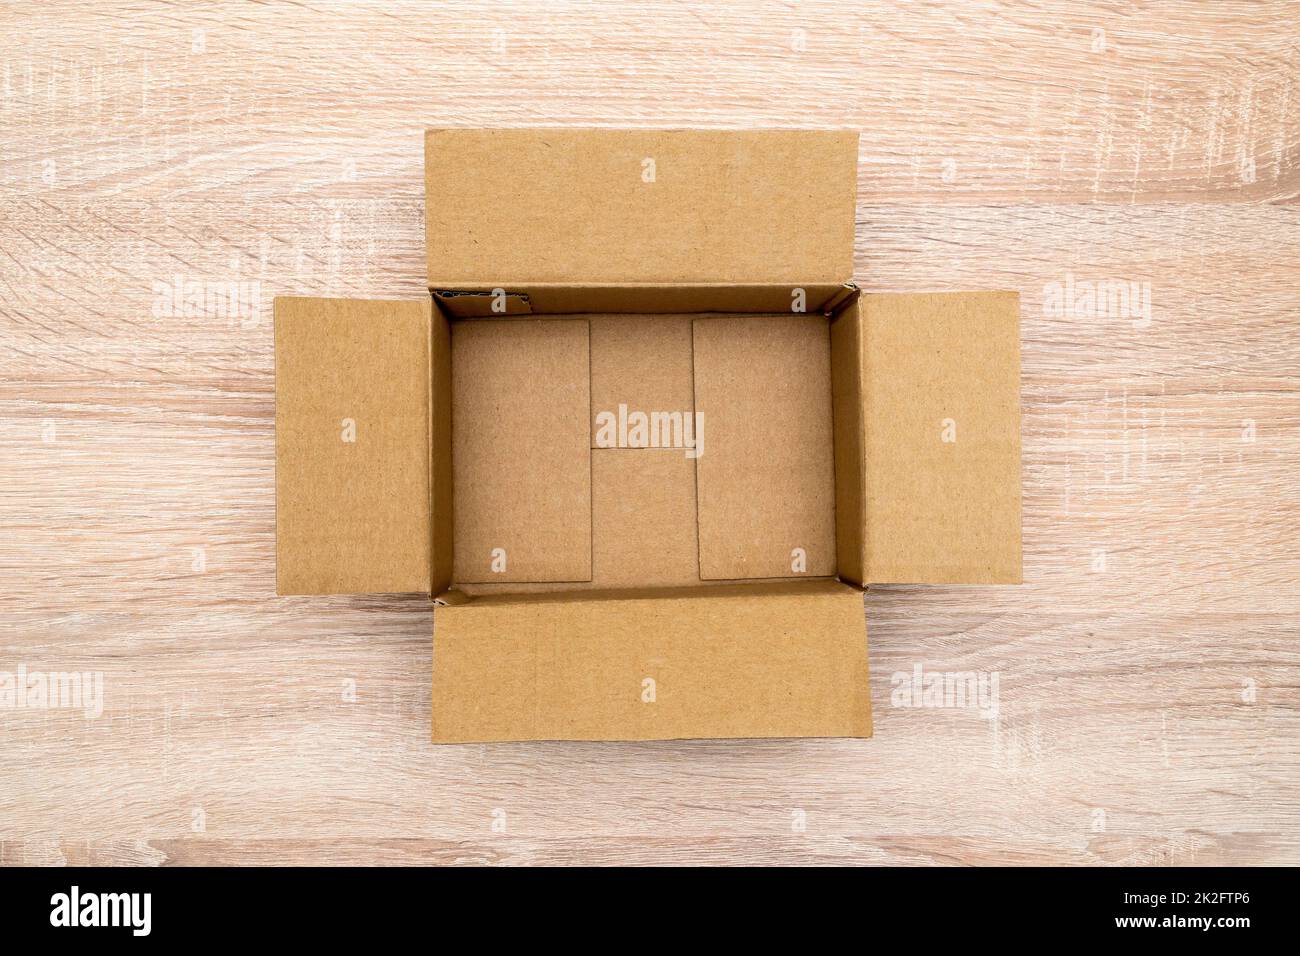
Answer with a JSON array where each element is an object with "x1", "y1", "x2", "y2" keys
[{"x1": 274, "y1": 129, "x2": 1023, "y2": 742}]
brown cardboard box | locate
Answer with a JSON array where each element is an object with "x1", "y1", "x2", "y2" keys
[{"x1": 274, "y1": 129, "x2": 1022, "y2": 742}]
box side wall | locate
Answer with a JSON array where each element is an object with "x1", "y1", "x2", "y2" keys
[
  {"x1": 431, "y1": 298, "x2": 453, "y2": 593},
  {"x1": 433, "y1": 283, "x2": 853, "y2": 317},
  {"x1": 829, "y1": 297, "x2": 867, "y2": 585}
]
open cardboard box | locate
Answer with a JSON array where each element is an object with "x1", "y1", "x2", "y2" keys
[{"x1": 274, "y1": 129, "x2": 1022, "y2": 743}]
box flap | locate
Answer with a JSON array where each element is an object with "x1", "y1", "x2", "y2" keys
[
  {"x1": 856, "y1": 292, "x2": 1023, "y2": 584},
  {"x1": 430, "y1": 581, "x2": 871, "y2": 742},
  {"x1": 275, "y1": 297, "x2": 433, "y2": 594},
  {"x1": 425, "y1": 129, "x2": 858, "y2": 287}
]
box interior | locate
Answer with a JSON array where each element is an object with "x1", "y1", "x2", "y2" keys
[{"x1": 443, "y1": 298, "x2": 854, "y2": 598}]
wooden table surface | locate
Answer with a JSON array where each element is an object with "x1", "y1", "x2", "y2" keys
[{"x1": 2, "y1": 1, "x2": 1297, "y2": 866}]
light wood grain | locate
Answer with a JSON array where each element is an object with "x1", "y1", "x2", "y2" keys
[{"x1": 1, "y1": 0, "x2": 1297, "y2": 867}]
